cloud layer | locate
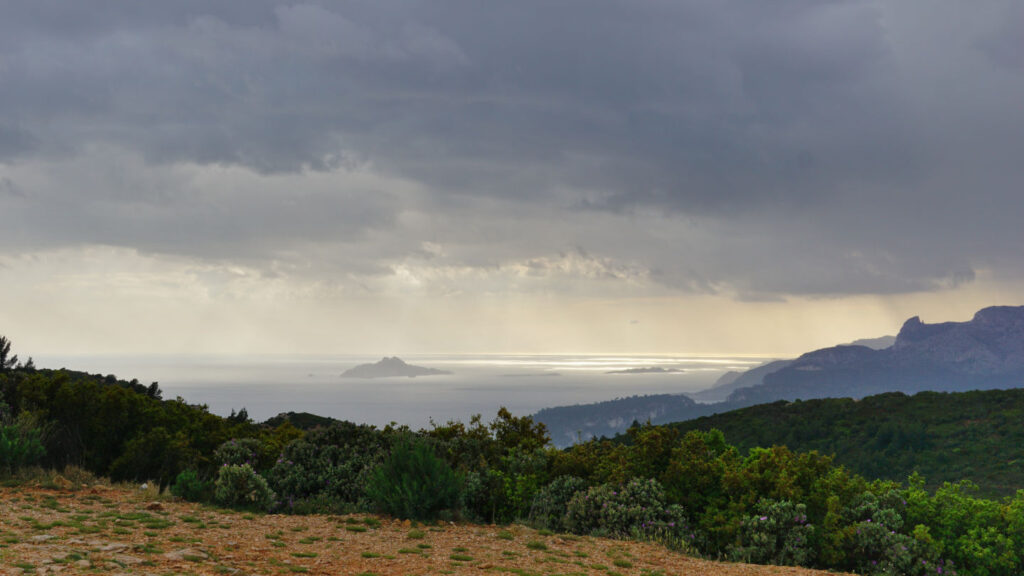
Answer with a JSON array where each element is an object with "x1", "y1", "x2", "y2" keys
[{"x1": 2, "y1": 0, "x2": 1022, "y2": 316}]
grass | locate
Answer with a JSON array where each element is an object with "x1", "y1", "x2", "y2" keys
[
  {"x1": 0, "y1": 483, "x2": 710, "y2": 576},
  {"x1": 362, "y1": 517, "x2": 381, "y2": 528}
]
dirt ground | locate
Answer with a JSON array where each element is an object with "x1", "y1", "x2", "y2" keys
[{"x1": 0, "y1": 485, "x2": 851, "y2": 576}]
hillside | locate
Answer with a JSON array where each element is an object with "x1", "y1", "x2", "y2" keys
[
  {"x1": 0, "y1": 484, "x2": 846, "y2": 576},
  {"x1": 533, "y1": 394, "x2": 718, "y2": 446},
  {"x1": 663, "y1": 388, "x2": 1024, "y2": 497}
]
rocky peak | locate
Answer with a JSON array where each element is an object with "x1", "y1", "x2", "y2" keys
[{"x1": 892, "y1": 305, "x2": 1024, "y2": 374}]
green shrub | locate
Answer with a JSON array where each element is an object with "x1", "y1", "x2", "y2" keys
[
  {"x1": 564, "y1": 477, "x2": 692, "y2": 544},
  {"x1": 214, "y1": 464, "x2": 276, "y2": 511},
  {"x1": 170, "y1": 469, "x2": 209, "y2": 502},
  {"x1": 729, "y1": 499, "x2": 815, "y2": 567},
  {"x1": 841, "y1": 489, "x2": 953, "y2": 576},
  {"x1": 213, "y1": 438, "x2": 263, "y2": 467},
  {"x1": 0, "y1": 414, "x2": 46, "y2": 475},
  {"x1": 107, "y1": 426, "x2": 190, "y2": 489},
  {"x1": 364, "y1": 437, "x2": 461, "y2": 520},
  {"x1": 528, "y1": 475, "x2": 587, "y2": 531},
  {"x1": 269, "y1": 422, "x2": 387, "y2": 506}
]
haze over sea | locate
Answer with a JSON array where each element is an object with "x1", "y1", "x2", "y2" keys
[{"x1": 40, "y1": 354, "x2": 769, "y2": 429}]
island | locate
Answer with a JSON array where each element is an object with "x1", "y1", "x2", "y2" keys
[
  {"x1": 340, "y1": 356, "x2": 452, "y2": 379},
  {"x1": 605, "y1": 367, "x2": 684, "y2": 375}
]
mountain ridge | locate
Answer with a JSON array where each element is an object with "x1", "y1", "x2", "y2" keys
[{"x1": 535, "y1": 305, "x2": 1024, "y2": 446}]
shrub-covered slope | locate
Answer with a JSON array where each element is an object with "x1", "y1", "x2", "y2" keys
[{"x1": 663, "y1": 388, "x2": 1024, "y2": 497}]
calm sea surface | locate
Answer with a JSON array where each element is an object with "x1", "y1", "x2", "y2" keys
[{"x1": 40, "y1": 354, "x2": 769, "y2": 429}]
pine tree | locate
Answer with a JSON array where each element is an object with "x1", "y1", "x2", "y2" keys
[{"x1": 0, "y1": 336, "x2": 17, "y2": 371}]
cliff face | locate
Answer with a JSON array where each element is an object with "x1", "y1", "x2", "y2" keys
[
  {"x1": 892, "y1": 307, "x2": 1024, "y2": 374},
  {"x1": 727, "y1": 306, "x2": 1024, "y2": 404}
]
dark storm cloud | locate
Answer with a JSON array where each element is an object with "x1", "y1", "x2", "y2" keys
[
  {"x1": 1, "y1": 1, "x2": 1022, "y2": 297},
  {"x1": 0, "y1": 1, "x2": 908, "y2": 198}
]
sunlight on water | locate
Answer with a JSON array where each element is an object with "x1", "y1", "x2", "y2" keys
[{"x1": 40, "y1": 353, "x2": 774, "y2": 429}]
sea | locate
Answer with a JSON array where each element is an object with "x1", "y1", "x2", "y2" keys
[{"x1": 39, "y1": 354, "x2": 770, "y2": 429}]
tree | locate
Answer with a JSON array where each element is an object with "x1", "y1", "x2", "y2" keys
[{"x1": 0, "y1": 336, "x2": 17, "y2": 372}]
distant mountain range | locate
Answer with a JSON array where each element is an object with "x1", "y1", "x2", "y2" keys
[
  {"x1": 340, "y1": 356, "x2": 451, "y2": 379},
  {"x1": 534, "y1": 306, "x2": 1024, "y2": 447}
]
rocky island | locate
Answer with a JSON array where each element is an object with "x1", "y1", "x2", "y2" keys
[
  {"x1": 605, "y1": 366, "x2": 684, "y2": 374},
  {"x1": 340, "y1": 356, "x2": 452, "y2": 379}
]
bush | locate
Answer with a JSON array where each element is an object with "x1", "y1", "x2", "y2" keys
[
  {"x1": 213, "y1": 438, "x2": 263, "y2": 467},
  {"x1": 170, "y1": 469, "x2": 209, "y2": 502},
  {"x1": 729, "y1": 499, "x2": 815, "y2": 567},
  {"x1": 0, "y1": 413, "x2": 46, "y2": 475},
  {"x1": 365, "y1": 437, "x2": 461, "y2": 520},
  {"x1": 528, "y1": 475, "x2": 587, "y2": 531},
  {"x1": 214, "y1": 464, "x2": 276, "y2": 511},
  {"x1": 840, "y1": 489, "x2": 952, "y2": 576},
  {"x1": 269, "y1": 422, "x2": 387, "y2": 505},
  {"x1": 564, "y1": 477, "x2": 693, "y2": 545}
]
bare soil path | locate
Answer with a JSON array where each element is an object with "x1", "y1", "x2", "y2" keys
[{"x1": 0, "y1": 486, "x2": 851, "y2": 576}]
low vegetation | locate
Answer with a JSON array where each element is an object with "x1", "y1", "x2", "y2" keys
[
  {"x1": 2, "y1": 336, "x2": 1024, "y2": 575},
  {"x1": 662, "y1": 389, "x2": 1024, "y2": 497}
]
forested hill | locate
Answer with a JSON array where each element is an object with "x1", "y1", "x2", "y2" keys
[{"x1": 661, "y1": 388, "x2": 1024, "y2": 497}]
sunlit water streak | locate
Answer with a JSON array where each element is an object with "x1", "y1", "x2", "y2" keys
[{"x1": 41, "y1": 354, "x2": 772, "y2": 429}]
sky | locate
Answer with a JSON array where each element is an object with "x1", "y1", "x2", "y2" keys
[{"x1": 1, "y1": 1, "x2": 1022, "y2": 358}]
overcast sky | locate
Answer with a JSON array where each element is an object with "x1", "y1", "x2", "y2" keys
[{"x1": 1, "y1": 1, "x2": 1022, "y2": 358}]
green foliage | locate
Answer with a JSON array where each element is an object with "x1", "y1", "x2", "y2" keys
[
  {"x1": 213, "y1": 437, "x2": 271, "y2": 469},
  {"x1": 170, "y1": 469, "x2": 210, "y2": 502},
  {"x1": 729, "y1": 499, "x2": 814, "y2": 566},
  {"x1": 268, "y1": 421, "x2": 387, "y2": 507},
  {"x1": 564, "y1": 478, "x2": 691, "y2": 543},
  {"x1": 214, "y1": 464, "x2": 276, "y2": 511},
  {"x1": 528, "y1": 475, "x2": 587, "y2": 532},
  {"x1": 0, "y1": 336, "x2": 18, "y2": 371},
  {"x1": 364, "y1": 437, "x2": 461, "y2": 520},
  {"x1": 490, "y1": 447, "x2": 549, "y2": 522},
  {"x1": 108, "y1": 426, "x2": 193, "y2": 489},
  {"x1": 0, "y1": 367, "x2": 257, "y2": 482},
  {"x1": 903, "y1": 476, "x2": 1018, "y2": 576},
  {"x1": 428, "y1": 410, "x2": 553, "y2": 524},
  {"x1": 667, "y1": 389, "x2": 1024, "y2": 497},
  {"x1": 0, "y1": 413, "x2": 46, "y2": 475},
  {"x1": 490, "y1": 407, "x2": 551, "y2": 453}
]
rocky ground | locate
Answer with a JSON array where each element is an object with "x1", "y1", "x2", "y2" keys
[{"x1": 0, "y1": 485, "x2": 850, "y2": 576}]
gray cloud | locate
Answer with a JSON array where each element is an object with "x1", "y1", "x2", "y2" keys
[{"x1": 0, "y1": 1, "x2": 1022, "y2": 299}]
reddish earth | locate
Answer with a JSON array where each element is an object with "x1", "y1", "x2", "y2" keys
[{"x1": 0, "y1": 485, "x2": 852, "y2": 576}]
